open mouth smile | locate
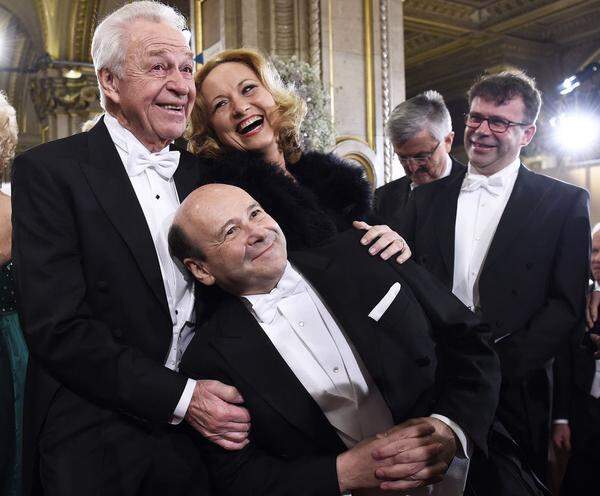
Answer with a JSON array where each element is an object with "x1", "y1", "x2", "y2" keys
[{"x1": 236, "y1": 115, "x2": 264, "y2": 136}]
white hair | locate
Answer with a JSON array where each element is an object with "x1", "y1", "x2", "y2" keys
[
  {"x1": 91, "y1": 1, "x2": 188, "y2": 109},
  {"x1": 592, "y1": 223, "x2": 600, "y2": 238},
  {"x1": 386, "y1": 90, "x2": 452, "y2": 146},
  {"x1": 0, "y1": 91, "x2": 18, "y2": 179}
]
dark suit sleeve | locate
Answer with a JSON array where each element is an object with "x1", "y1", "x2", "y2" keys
[
  {"x1": 12, "y1": 152, "x2": 187, "y2": 422},
  {"x1": 552, "y1": 346, "x2": 572, "y2": 421},
  {"x1": 180, "y1": 346, "x2": 340, "y2": 496},
  {"x1": 391, "y1": 260, "x2": 501, "y2": 453},
  {"x1": 495, "y1": 189, "x2": 590, "y2": 380}
]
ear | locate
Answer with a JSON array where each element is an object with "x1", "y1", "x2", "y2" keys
[
  {"x1": 443, "y1": 131, "x2": 454, "y2": 152},
  {"x1": 184, "y1": 258, "x2": 216, "y2": 286},
  {"x1": 98, "y1": 68, "x2": 120, "y2": 107},
  {"x1": 521, "y1": 124, "x2": 537, "y2": 147}
]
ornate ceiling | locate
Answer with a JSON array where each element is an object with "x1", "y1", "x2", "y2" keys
[{"x1": 404, "y1": 0, "x2": 600, "y2": 99}]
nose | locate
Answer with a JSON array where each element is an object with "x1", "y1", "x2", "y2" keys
[
  {"x1": 166, "y1": 69, "x2": 190, "y2": 95},
  {"x1": 246, "y1": 224, "x2": 267, "y2": 245},
  {"x1": 231, "y1": 95, "x2": 249, "y2": 118}
]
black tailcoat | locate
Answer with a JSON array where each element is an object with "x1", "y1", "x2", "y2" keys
[
  {"x1": 181, "y1": 230, "x2": 501, "y2": 496},
  {"x1": 400, "y1": 164, "x2": 590, "y2": 479},
  {"x1": 12, "y1": 119, "x2": 211, "y2": 495}
]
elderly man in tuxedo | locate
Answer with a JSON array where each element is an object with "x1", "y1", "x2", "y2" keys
[
  {"x1": 11, "y1": 2, "x2": 250, "y2": 495},
  {"x1": 375, "y1": 90, "x2": 465, "y2": 225},
  {"x1": 171, "y1": 183, "x2": 501, "y2": 495},
  {"x1": 400, "y1": 70, "x2": 590, "y2": 493}
]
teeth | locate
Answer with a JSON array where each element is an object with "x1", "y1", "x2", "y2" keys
[
  {"x1": 162, "y1": 105, "x2": 182, "y2": 111},
  {"x1": 238, "y1": 116, "x2": 263, "y2": 133}
]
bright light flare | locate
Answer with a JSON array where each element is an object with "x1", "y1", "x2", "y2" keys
[{"x1": 550, "y1": 112, "x2": 600, "y2": 152}]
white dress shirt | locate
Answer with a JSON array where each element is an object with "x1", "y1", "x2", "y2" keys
[
  {"x1": 452, "y1": 158, "x2": 520, "y2": 310},
  {"x1": 410, "y1": 155, "x2": 453, "y2": 191},
  {"x1": 244, "y1": 263, "x2": 471, "y2": 495},
  {"x1": 104, "y1": 113, "x2": 196, "y2": 423}
]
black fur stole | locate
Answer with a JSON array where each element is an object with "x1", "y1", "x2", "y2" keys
[{"x1": 199, "y1": 150, "x2": 373, "y2": 250}]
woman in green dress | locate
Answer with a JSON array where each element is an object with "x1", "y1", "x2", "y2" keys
[{"x1": 0, "y1": 91, "x2": 27, "y2": 496}]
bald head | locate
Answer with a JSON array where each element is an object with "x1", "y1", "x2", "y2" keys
[{"x1": 169, "y1": 184, "x2": 288, "y2": 295}]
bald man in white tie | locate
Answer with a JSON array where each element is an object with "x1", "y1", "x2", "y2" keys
[
  {"x1": 400, "y1": 70, "x2": 590, "y2": 494},
  {"x1": 172, "y1": 183, "x2": 501, "y2": 496}
]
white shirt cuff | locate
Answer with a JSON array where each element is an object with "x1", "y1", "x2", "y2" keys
[
  {"x1": 431, "y1": 414, "x2": 472, "y2": 459},
  {"x1": 594, "y1": 281, "x2": 600, "y2": 291},
  {"x1": 170, "y1": 378, "x2": 196, "y2": 425},
  {"x1": 553, "y1": 419, "x2": 569, "y2": 424}
]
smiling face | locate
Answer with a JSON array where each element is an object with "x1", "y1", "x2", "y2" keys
[
  {"x1": 200, "y1": 62, "x2": 283, "y2": 165},
  {"x1": 99, "y1": 19, "x2": 195, "y2": 152},
  {"x1": 464, "y1": 96, "x2": 536, "y2": 176},
  {"x1": 179, "y1": 184, "x2": 287, "y2": 296}
]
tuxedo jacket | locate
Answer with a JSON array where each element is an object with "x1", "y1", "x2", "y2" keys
[
  {"x1": 399, "y1": 164, "x2": 590, "y2": 467},
  {"x1": 374, "y1": 158, "x2": 465, "y2": 228},
  {"x1": 11, "y1": 119, "x2": 210, "y2": 495},
  {"x1": 180, "y1": 229, "x2": 501, "y2": 496}
]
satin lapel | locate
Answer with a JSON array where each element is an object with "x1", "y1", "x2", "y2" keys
[
  {"x1": 434, "y1": 169, "x2": 465, "y2": 278},
  {"x1": 81, "y1": 119, "x2": 169, "y2": 314},
  {"x1": 172, "y1": 147, "x2": 199, "y2": 201},
  {"x1": 209, "y1": 295, "x2": 345, "y2": 451},
  {"x1": 482, "y1": 165, "x2": 544, "y2": 272},
  {"x1": 289, "y1": 251, "x2": 384, "y2": 388}
]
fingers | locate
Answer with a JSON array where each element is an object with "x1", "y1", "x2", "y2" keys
[
  {"x1": 586, "y1": 294, "x2": 594, "y2": 328},
  {"x1": 353, "y1": 220, "x2": 371, "y2": 231},
  {"x1": 376, "y1": 460, "x2": 448, "y2": 491},
  {"x1": 395, "y1": 243, "x2": 411, "y2": 264},
  {"x1": 211, "y1": 436, "x2": 250, "y2": 451},
  {"x1": 591, "y1": 292, "x2": 600, "y2": 325},
  {"x1": 373, "y1": 433, "x2": 438, "y2": 461},
  {"x1": 591, "y1": 334, "x2": 600, "y2": 358}
]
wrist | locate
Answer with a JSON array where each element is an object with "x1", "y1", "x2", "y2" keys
[{"x1": 336, "y1": 452, "x2": 351, "y2": 493}]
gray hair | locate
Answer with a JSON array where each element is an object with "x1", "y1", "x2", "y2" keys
[
  {"x1": 592, "y1": 223, "x2": 600, "y2": 238},
  {"x1": 386, "y1": 90, "x2": 452, "y2": 146},
  {"x1": 0, "y1": 91, "x2": 18, "y2": 179},
  {"x1": 91, "y1": 1, "x2": 188, "y2": 109}
]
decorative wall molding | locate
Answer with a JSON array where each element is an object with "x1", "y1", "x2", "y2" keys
[{"x1": 379, "y1": 0, "x2": 393, "y2": 182}]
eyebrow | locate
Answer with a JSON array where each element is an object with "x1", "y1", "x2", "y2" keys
[
  {"x1": 147, "y1": 48, "x2": 194, "y2": 59},
  {"x1": 209, "y1": 78, "x2": 258, "y2": 104},
  {"x1": 216, "y1": 202, "x2": 260, "y2": 238}
]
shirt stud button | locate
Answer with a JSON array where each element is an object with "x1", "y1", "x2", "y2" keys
[
  {"x1": 298, "y1": 321, "x2": 305, "y2": 327},
  {"x1": 333, "y1": 366, "x2": 340, "y2": 373}
]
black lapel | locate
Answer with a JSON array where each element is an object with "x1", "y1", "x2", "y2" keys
[
  {"x1": 289, "y1": 250, "x2": 385, "y2": 389},
  {"x1": 434, "y1": 169, "x2": 465, "y2": 277},
  {"x1": 172, "y1": 146, "x2": 199, "y2": 201},
  {"x1": 209, "y1": 295, "x2": 345, "y2": 452},
  {"x1": 81, "y1": 118, "x2": 169, "y2": 314},
  {"x1": 482, "y1": 165, "x2": 546, "y2": 272}
]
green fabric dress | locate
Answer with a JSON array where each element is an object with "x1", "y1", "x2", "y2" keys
[{"x1": 0, "y1": 261, "x2": 28, "y2": 496}]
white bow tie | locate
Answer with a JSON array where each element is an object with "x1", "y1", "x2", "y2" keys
[
  {"x1": 126, "y1": 148, "x2": 180, "y2": 180},
  {"x1": 250, "y1": 271, "x2": 305, "y2": 324},
  {"x1": 461, "y1": 174, "x2": 504, "y2": 197}
]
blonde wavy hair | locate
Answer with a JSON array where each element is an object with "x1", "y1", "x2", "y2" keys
[
  {"x1": 0, "y1": 92, "x2": 18, "y2": 181},
  {"x1": 187, "y1": 48, "x2": 307, "y2": 162}
]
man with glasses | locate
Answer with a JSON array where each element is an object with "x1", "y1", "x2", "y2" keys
[
  {"x1": 375, "y1": 90, "x2": 465, "y2": 225},
  {"x1": 400, "y1": 70, "x2": 590, "y2": 494}
]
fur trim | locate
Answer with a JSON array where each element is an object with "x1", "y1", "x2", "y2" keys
[{"x1": 199, "y1": 150, "x2": 373, "y2": 250}]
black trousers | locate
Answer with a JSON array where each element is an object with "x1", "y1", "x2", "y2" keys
[
  {"x1": 34, "y1": 386, "x2": 212, "y2": 496},
  {"x1": 560, "y1": 393, "x2": 600, "y2": 496}
]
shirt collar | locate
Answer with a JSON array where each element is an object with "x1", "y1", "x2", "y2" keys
[
  {"x1": 243, "y1": 262, "x2": 306, "y2": 322},
  {"x1": 103, "y1": 112, "x2": 171, "y2": 157}
]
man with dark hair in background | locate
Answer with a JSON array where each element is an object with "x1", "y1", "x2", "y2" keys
[
  {"x1": 400, "y1": 70, "x2": 590, "y2": 494},
  {"x1": 375, "y1": 90, "x2": 465, "y2": 225}
]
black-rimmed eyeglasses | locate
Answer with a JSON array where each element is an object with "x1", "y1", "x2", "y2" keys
[
  {"x1": 464, "y1": 113, "x2": 531, "y2": 133},
  {"x1": 397, "y1": 140, "x2": 441, "y2": 166}
]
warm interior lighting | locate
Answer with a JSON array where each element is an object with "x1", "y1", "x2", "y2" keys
[{"x1": 63, "y1": 68, "x2": 82, "y2": 79}]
